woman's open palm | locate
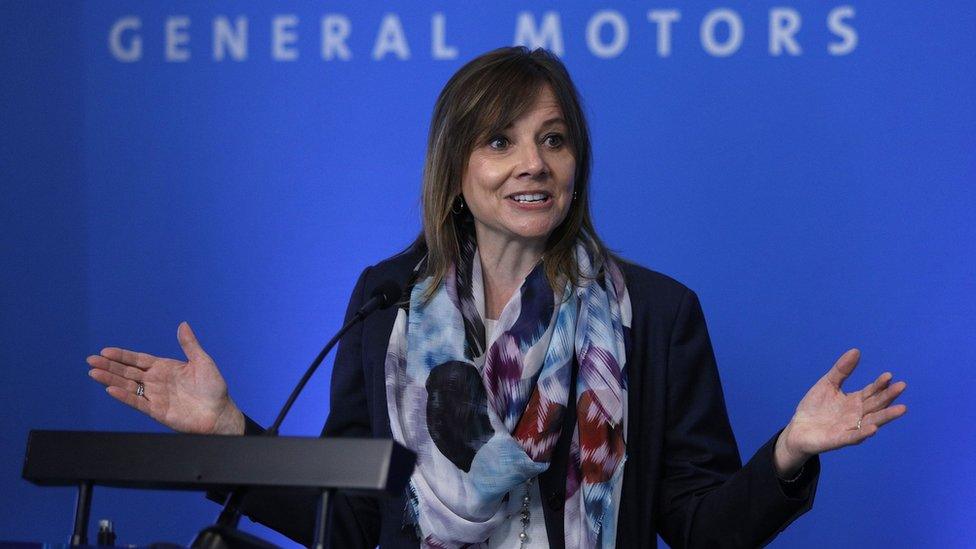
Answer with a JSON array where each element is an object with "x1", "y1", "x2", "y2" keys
[
  {"x1": 86, "y1": 322, "x2": 243, "y2": 435},
  {"x1": 779, "y1": 349, "x2": 907, "y2": 465}
]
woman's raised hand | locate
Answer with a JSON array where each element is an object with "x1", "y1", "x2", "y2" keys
[
  {"x1": 86, "y1": 321, "x2": 245, "y2": 435},
  {"x1": 773, "y1": 348, "x2": 908, "y2": 476}
]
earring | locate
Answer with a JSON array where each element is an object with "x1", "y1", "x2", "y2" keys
[
  {"x1": 451, "y1": 195, "x2": 465, "y2": 215},
  {"x1": 572, "y1": 190, "x2": 578, "y2": 200}
]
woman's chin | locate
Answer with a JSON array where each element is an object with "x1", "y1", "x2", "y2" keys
[{"x1": 507, "y1": 226, "x2": 558, "y2": 244}]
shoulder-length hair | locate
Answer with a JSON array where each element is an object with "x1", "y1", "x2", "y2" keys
[{"x1": 419, "y1": 47, "x2": 613, "y2": 298}]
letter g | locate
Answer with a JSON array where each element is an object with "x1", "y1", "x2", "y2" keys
[{"x1": 109, "y1": 16, "x2": 142, "y2": 62}]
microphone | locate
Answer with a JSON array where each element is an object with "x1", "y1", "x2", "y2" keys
[
  {"x1": 198, "y1": 280, "x2": 402, "y2": 549},
  {"x1": 353, "y1": 279, "x2": 403, "y2": 320}
]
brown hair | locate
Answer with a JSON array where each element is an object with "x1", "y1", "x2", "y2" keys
[{"x1": 419, "y1": 47, "x2": 613, "y2": 298}]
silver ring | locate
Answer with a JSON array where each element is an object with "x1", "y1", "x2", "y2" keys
[
  {"x1": 136, "y1": 382, "x2": 145, "y2": 397},
  {"x1": 856, "y1": 416, "x2": 863, "y2": 430}
]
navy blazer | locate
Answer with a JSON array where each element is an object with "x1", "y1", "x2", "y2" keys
[{"x1": 234, "y1": 242, "x2": 819, "y2": 548}]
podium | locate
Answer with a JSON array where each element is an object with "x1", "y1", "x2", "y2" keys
[{"x1": 22, "y1": 430, "x2": 416, "y2": 548}]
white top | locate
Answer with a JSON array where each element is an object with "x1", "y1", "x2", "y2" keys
[{"x1": 484, "y1": 318, "x2": 551, "y2": 547}]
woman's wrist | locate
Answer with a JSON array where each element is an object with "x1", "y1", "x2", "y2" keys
[
  {"x1": 773, "y1": 423, "x2": 810, "y2": 479},
  {"x1": 211, "y1": 397, "x2": 246, "y2": 436}
]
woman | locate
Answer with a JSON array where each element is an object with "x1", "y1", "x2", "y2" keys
[{"x1": 86, "y1": 47, "x2": 907, "y2": 548}]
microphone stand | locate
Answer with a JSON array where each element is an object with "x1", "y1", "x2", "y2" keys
[{"x1": 192, "y1": 283, "x2": 401, "y2": 549}]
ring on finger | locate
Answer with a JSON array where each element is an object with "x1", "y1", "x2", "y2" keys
[{"x1": 136, "y1": 382, "x2": 147, "y2": 400}]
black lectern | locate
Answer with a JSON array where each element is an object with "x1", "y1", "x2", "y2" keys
[{"x1": 22, "y1": 430, "x2": 415, "y2": 548}]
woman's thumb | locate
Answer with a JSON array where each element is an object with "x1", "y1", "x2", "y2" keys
[{"x1": 177, "y1": 321, "x2": 210, "y2": 362}]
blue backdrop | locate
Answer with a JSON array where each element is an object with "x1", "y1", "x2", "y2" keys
[{"x1": 2, "y1": 1, "x2": 973, "y2": 547}]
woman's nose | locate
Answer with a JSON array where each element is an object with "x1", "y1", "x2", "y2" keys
[{"x1": 515, "y1": 143, "x2": 548, "y2": 178}]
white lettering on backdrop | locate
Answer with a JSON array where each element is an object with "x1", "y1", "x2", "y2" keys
[{"x1": 108, "y1": 7, "x2": 859, "y2": 63}]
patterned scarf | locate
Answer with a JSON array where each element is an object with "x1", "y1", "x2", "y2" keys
[{"x1": 384, "y1": 234, "x2": 631, "y2": 548}]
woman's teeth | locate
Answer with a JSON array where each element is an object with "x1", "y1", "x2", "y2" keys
[{"x1": 512, "y1": 193, "x2": 548, "y2": 203}]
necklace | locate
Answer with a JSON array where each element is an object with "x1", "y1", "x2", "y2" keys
[{"x1": 518, "y1": 478, "x2": 533, "y2": 547}]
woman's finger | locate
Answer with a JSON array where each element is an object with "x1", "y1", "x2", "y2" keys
[
  {"x1": 177, "y1": 322, "x2": 211, "y2": 363},
  {"x1": 100, "y1": 347, "x2": 157, "y2": 370},
  {"x1": 864, "y1": 380, "x2": 907, "y2": 414},
  {"x1": 87, "y1": 355, "x2": 144, "y2": 382},
  {"x1": 105, "y1": 385, "x2": 153, "y2": 416},
  {"x1": 863, "y1": 403, "x2": 908, "y2": 429},
  {"x1": 825, "y1": 348, "x2": 861, "y2": 389},
  {"x1": 859, "y1": 372, "x2": 892, "y2": 400},
  {"x1": 89, "y1": 368, "x2": 141, "y2": 393}
]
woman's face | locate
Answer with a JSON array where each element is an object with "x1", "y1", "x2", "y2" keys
[{"x1": 461, "y1": 85, "x2": 576, "y2": 250}]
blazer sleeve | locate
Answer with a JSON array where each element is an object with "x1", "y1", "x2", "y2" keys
[
  {"x1": 233, "y1": 266, "x2": 382, "y2": 548},
  {"x1": 656, "y1": 289, "x2": 819, "y2": 548}
]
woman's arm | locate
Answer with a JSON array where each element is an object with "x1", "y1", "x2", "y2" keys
[{"x1": 656, "y1": 289, "x2": 819, "y2": 548}]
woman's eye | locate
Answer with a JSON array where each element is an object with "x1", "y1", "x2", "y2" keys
[
  {"x1": 488, "y1": 136, "x2": 509, "y2": 150},
  {"x1": 543, "y1": 133, "x2": 565, "y2": 148}
]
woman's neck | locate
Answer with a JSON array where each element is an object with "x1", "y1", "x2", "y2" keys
[{"x1": 475, "y1": 228, "x2": 545, "y2": 319}]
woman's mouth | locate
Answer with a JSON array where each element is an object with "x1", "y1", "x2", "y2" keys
[{"x1": 508, "y1": 192, "x2": 551, "y2": 204}]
